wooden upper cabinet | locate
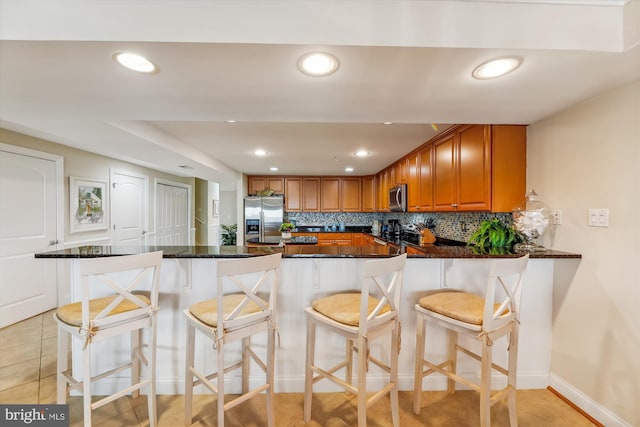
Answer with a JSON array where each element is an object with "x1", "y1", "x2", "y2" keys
[
  {"x1": 433, "y1": 124, "x2": 525, "y2": 212},
  {"x1": 457, "y1": 124, "x2": 491, "y2": 211},
  {"x1": 376, "y1": 168, "x2": 390, "y2": 211},
  {"x1": 285, "y1": 178, "x2": 302, "y2": 212},
  {"x1": 320, "y1": 178, "x2": 340, "y2": 212},
  {"x1": 248, "y1": 177, "x2": 284, "y2": 195},
  {"x1": 407, "y1": 151, "x2": 419, "y2": 210},
  {"x1": 302, "y1": 178, "x2": 320, "y2": 212},
  {"x1": 490, "y1": 125, "x2": 526, "y2": 212},
  {"x1": 397, "y1": 158, "x2": 408, "y2": 184},
  {"x1": 362, "y1": 175, "x2": 376, "y2": 212},
  {"x1": 341, "y1": 177, "x2": 362, "y2": 212},
  {"x1": 433, "y1": 133, "x2": 457, "y2": 211},
  {"x1": 408, "y1": 145, "x2": 434, "y2": 211}
]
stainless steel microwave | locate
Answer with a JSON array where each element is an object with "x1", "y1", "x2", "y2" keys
[{"x1": 389, "y1": 184, "x2": 407, "y2": 212}]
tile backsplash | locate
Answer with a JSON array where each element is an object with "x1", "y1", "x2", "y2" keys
[{"x1": 286, "y1": 211, "x2": 513, "y2": 242}]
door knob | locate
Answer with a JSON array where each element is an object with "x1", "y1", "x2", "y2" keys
[{"x1": 49, "y1": 240, "x2": 59, "y2": 245}]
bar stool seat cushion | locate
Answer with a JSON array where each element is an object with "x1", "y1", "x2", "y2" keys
[
  {"x1": 189, "y1": 293, "x2": 266, "y2": 327},
  {"x1": 418, "y1": 292, "x2": 508, "y2": 326},
  {"x1": 56, "y1": 294, "x2": 151, "y2": 327},
  {"x1": 311, "y1": 293, "x2": 390, "y2": 326}
]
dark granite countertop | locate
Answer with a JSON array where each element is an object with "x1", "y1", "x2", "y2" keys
[{"x1": 35, "y1": 243, "x2": 581, "y2": 259}]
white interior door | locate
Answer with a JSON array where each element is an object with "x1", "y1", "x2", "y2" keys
[
  {"x1": 156, "y1": 181, "x2": 190, "y2": 245},
  {"x1": 0, "y1": 146, "x2": 61, "y2": 327},
  {"x1": 111, "y1": 170, "x2": 147, "y2": 245}
]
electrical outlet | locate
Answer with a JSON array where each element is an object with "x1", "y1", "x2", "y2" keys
[{"x1": 552, "y1": 209, "x2": 562, "y2": 225}]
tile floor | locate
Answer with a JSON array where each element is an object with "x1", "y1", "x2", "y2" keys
[{"x1": 0, "y1": 311, "x2": 598, "y2": 426}]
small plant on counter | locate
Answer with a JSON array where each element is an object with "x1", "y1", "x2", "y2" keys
[
  {"x1": 279, "y1": 222, "x2": 296, "y2": 232},
  {"x1": 467, "y1": 218, "x2": 521, "y2": 252},
  {"x1": 220, "y1": 224, "x2": 237, "y2": 246}
]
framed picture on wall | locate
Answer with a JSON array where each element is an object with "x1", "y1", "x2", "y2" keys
[{"x1": 69, "y1": 176, "x2": 108, "y2": 233}]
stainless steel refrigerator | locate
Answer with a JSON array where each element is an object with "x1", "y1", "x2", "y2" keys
[{"x1": 244, "y1": 196, "x2": 284, "y2": 244}]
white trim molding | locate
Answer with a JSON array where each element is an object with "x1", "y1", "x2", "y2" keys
[{"x1": 550, "y1": 374, "x2": 633, "y2": 427}]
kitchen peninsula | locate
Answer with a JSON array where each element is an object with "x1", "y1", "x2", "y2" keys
[{"x1": 37, "y1": 243, "x2": 580, "y2": 396}]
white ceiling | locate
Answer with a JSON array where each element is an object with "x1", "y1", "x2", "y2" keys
[{"x1": 1, "y1": 0, "x2": 638, "y2": 189}]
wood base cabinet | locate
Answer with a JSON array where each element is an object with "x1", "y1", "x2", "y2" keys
[{"x1": 433, "y1": 124, "x2": 525, "y2": 212}]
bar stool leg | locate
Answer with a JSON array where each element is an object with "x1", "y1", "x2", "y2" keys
[
  {"x1": 345, "y1": 338, "x2": 353, "y2": 390},
  {"x1": 148, "y1": 317, "x2": 158, "y2": 427},
  {"x1": 56, "y1": 326, "x2": 68, "y2": 404},
  {"x1": 82, "y1": 345, "x2": 92, "y2": 427},
  {"x1": 266, "y1": 325, "x2": 276, "y2": 427},
  {"x1": 303, "y1": 320, "x2": 316, "y2": 423},
  {"x1": 184, "y1": 324, "x2": 195, "y2": 426},
  {"x1": 413, "y1": 313, "x2": 426, "y2": 414},
  {"x1": 217, "y1": 341, "x2": 225, "y2": 427},
  {"x1": 356, "y1": 334, "x2": 367, "y2": 427},
  {"x1": 507, "y1": 327, "x2": 520, "y2": 427},
  {"x1": 390, "y1": 321, "x2": 400, "y2": 427},
  {"x1": 131, "y1": 330, "x2": 140, "y2": 399},
  {"x1": 242, "y1": 337, "x2": 250, "y2": 394},
  {"x1": 447, "y1": 330, "x2": 458, "y2": 394},
  {"x1": 479, "y1": 337, "x2": 493, "y2": 427}
]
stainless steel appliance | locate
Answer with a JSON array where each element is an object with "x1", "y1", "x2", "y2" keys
[
  {"x1": 389, "y1": 184, "x2": 407, "y2": 212},
  {"x1": 244, "y1": 196, "x2": 284, "y2": 244}
]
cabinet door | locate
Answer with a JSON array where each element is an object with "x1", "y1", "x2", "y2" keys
[
  {"x1": 248, "y1": 176, "x2": 284, "y2": 195},
  {"x1": 285, "y1": 178, "x2": 302, "y2": 212},
  {"x1": 457, "y1": 125, "x2": 491, "y2": 211},
  {"x1": 302, "y1": 178, "x2": 320, "y2": 212},
  {"x1": 362, "y1": 175, "x2": 376, "y2": 212},
  {"x1": 377, "y1": 169, "x2": 390, "y2": 211},
  {"x1": 248, "y1": 177, "x2": 266, "y2": 196},
  {"x1": 491, "y1": 125, "x2": 526, "y2": 212},
  {"x1": 352, "y1": 233, "x2": 363, "y2": 246},
  {"x1": 398, "y1": 158, "x2": 408, "y2": 183},
  {"x1": 433, "y1": 134, "x2": 457, "y2": 211},
  {"x1": 321, "y1": 178, "x2": 341, "y2": 212},
  {"x1": 418, "y1": 144, "x2": 434, "y2": 210},
  {"x1": 341, "y1": 177, "x2": 361, "y2": 212},
  {"x1": 407, "y1": 151, "x2": 419, "y2": 210},
  {"x1": 266, "y1": 178, "x2": 285, "y2": 194}
]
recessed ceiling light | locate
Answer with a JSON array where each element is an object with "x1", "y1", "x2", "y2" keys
[
  {"x1": 226, "y1": 120, "x2": 237, "y2": 123},
  {"x1": 472, "y1": 57, "x2": 522, "y2": 80},
  {"x1": 383, "y1": 121, "x2": 393, "y2": 125},
  {"x1": 354, "y1": 150, "x2": 370, "y2": 157},
  {"x1": 112, "y1": 51, "x2": 156, "y2": 73},
  {"x1": 345, "y1": 167, "x2": 354, "y2": 172},
  {"x1": 297, "y1": 52, "x2": 339, "y2": 77},
  {"x1": 270, "y1": 167, "x2": 279, "y2": 171},
  {"x1": 254, "y1": 149, "x2": 267, "y2": 156}
]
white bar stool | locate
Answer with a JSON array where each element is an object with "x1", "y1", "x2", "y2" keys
[
  {"x1": 413, "y1": 255, "x2": 529, "y2": 427},
  {"x1": 183, "y1": 253, "x2": 282, "y2": 427},
  {"x1": 54, "y1": 251, "x2": 163, "y2": 427},
  {"x1": 303, "y1": 253, "x2": 407, "y2": 427}
]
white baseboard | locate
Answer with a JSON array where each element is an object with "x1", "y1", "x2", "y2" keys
[{"x1": 549, "y1": 374, "x2": 632, "y2": 427}]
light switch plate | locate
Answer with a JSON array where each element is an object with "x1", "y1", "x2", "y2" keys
[{"x1": 588, "y1": 208, "x2": 609, "y2": 227}]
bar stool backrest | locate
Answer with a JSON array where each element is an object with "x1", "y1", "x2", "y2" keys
[
  {"x1": 76, "y1": 251, "x2": 163, "y2": 341},
  {"x1": 359, "y1": 253, "x2": 407, "y2": 333},
  {"x1": 215, "y1": 253, "x2": 282, "y2": 332},
  {"x1": 482, "y1": 255, "x2": 529, "y2": 333}
]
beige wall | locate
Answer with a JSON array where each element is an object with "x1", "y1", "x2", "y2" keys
[
  {"x1": 0, "y1": 128, "x2": 195, "y2": 245},
  {"x1": 527, "y1": 80, "x2": 640, "y2": 426}
]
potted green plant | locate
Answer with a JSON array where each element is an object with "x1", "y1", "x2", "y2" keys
[
  {"x1": 220, "y1": 224, "x2": 237, "y2": 246},
  {"x1": 279, "y1": 222, "x2": 295, "y2": 239},
  {"x1": 467, "y1": 218, "x2": 521, "y2": 254}
]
